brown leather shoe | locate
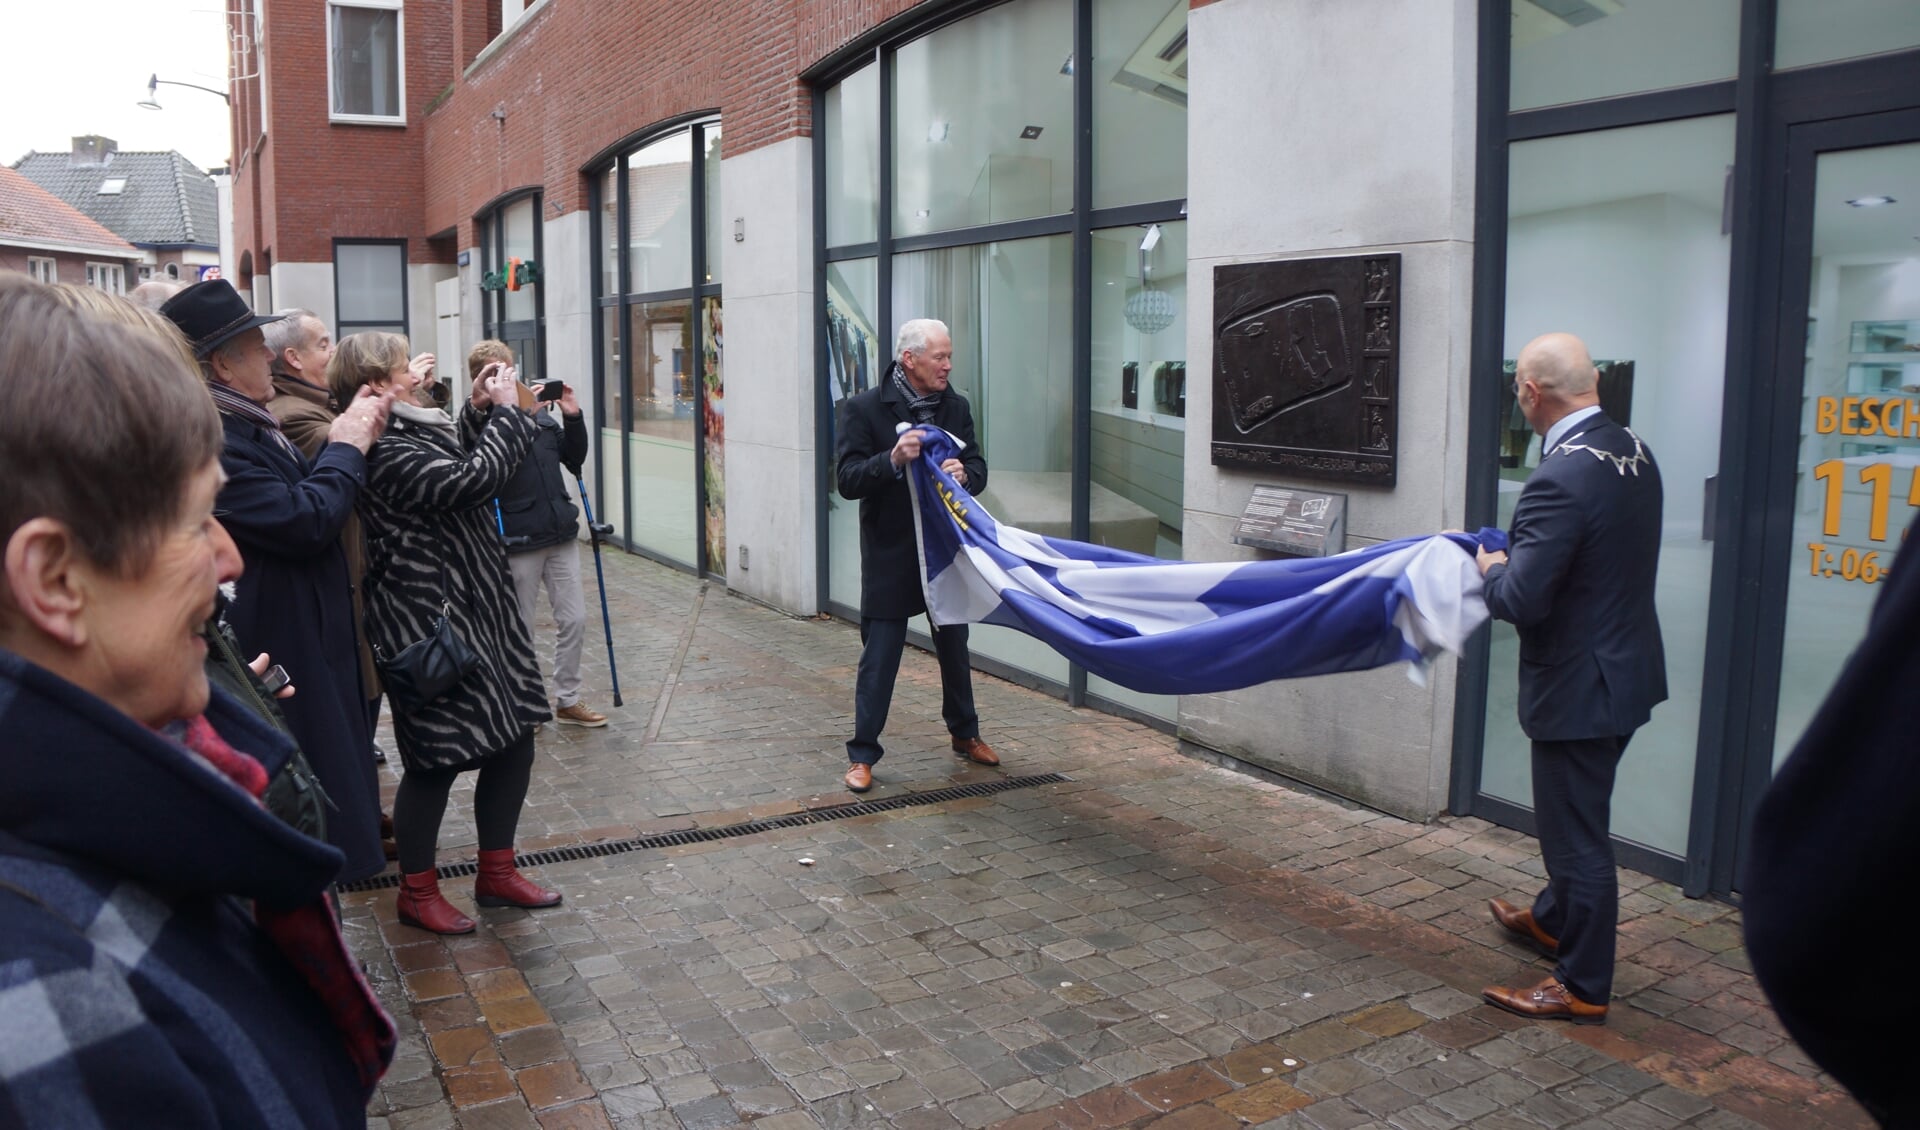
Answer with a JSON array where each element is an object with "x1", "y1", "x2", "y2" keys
[
  {"x1": 555, "y1": 702, "x2": 609, "y2": 728},
  {"x1": 1482, "y1": 976, "x2": 1607, "y2": 1024},
  {"x1": 844, "y1": 763, "x2": 873, "y2": 792},
  {"x1": 1490, "y1": 897, "x2": 1559, "y2": 957},
  {"x1": 951, "y1": 737, "x2": 1000, "y2": 766}
]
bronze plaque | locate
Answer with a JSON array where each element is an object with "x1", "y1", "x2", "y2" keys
[{"x1": 1210, "y1": 253, "x2": 1399, "y2": 485}]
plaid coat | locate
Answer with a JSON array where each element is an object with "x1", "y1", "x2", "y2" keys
[{"x1": 0, "y1": 650, "x2": 392, "y2": 1128}]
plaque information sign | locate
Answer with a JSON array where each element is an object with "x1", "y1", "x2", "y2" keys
[
  {"x1": 1232, "y1": 485, "x2": 1347, "y2": 558},
  {"x1": 1211, "y1": 253, "x2": 1400, "y2": 485}
]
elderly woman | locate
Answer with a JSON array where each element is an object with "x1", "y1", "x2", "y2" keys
[
  {"x1": 0, "y1": 275, "x2": 393, "y2": 1124},
  {"x1": 329, "y1": 332, "x2": 560, "y2": 934}
]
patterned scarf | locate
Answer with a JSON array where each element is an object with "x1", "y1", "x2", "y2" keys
[
  {"x1": 208, "y1": 380, "x2": 303, "y2": 464},
  {"x1": 890, "y1": 362, "x2": 943, "y2": 425}
]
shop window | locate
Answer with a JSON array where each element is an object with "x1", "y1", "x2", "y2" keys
[
  {"x1": 892, "y1": 0, "x2": 1074, "y2": 238},
  {"x1": 818, "y1": 0, "x2": 1186, "y2": 720},
  {"x1": 1481, "y1": 115, "x2": 1736, "y2": 857},
  {"x1": 1093, "y1": 0, "x2": 1189, "y2": 210},
  {"x1": 1776, "y1": 0, "x2": 1920, "y2": 69},
  {"x1": 1509, "y1": 0, "x2": 1739, "y2": 112},
  {"x1": 589, "y1": 119, "x2": 723, "y2": 575},
  {"x1": 333, "y1": 239, "x2": 408, "y2": 335},
  {"x1": 329, "y1": 0, "x2": 404, "y2": 122}
]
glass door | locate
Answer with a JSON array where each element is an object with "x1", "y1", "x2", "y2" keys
[{"x1": 1736, "y1": 114, "x2": 1920, "y2": 882}]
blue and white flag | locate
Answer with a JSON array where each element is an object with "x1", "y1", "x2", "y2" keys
[{"x1": 903, "y1": 425, "x2": 1501, "y2": 696}]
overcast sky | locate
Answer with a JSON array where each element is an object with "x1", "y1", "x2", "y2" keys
[{"x1": 3, "y1": 0, "x2": 233, "y2": 172}]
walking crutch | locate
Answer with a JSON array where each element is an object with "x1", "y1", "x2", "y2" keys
[{"x1": 573, "y1": 475, "x2": 623, "y2": 706}]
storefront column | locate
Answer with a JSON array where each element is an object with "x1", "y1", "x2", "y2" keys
[
  {"x1": 1180, "y1": 0, "x2": 1479, "y2": 819},
  {"x1": 721, "y1": 137, "x2": 819, "y2": 614}
]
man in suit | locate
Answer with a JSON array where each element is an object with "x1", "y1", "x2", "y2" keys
[
  {"x1": 834, "y1": 318, "x2": 1000, "y2": 793},
  {"x1": 1475, "y1": 332, "x2": 1666, "y2": 1025}
]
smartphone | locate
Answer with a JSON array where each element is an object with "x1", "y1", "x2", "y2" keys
[
  {"x1": 259, "y1": 664, "x2": 290, "y2": 695},
  {"x1": 536, "y1": 379, "x2": 567, "y2": 402}
]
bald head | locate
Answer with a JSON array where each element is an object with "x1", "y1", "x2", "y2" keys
[
  {"x1": 1518, "y1": 333, "x2": 1599, "y2": 397},
  {"x1": 1514, "y1": 332, "x2": 1601, "y2": 435}
]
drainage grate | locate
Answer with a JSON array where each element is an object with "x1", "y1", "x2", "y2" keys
[{"x1": 339, "y1": 772, "x2": 1071, "y2": 892}]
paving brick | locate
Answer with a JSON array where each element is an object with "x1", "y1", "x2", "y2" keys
[{"x1": 334, "y1": 550, "x2": 1865, "y2": 1130}]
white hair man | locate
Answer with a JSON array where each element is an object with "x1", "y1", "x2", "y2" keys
[{"x1": 830, "y1": 317, "x2": 1001, "y2": 793}]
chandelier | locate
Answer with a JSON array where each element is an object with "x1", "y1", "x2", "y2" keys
[{"x1": 1122, "y1": 224, "x2": 1176, "y2": 334}]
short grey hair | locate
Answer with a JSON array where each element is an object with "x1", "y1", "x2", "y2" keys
[
  {"x1": 127, "y1": 279, "x2": 184, "y2": 312},
  {"x1": 895, "y1": 318, "x2": 950, "y2": 361},
  {"x1": 263, "y1": 309, "x2": 321, "y2": 359}
]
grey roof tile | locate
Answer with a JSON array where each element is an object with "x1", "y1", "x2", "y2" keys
[{"x1": 11, "y1": 149, "x2": 219, "y2": 248}]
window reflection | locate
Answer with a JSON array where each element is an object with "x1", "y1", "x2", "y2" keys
[
  {"x1": 1509, "y1": 0, "x2": 1739, "y2": 112},
  {"x1": 893, "y1": 234, "x2": 1074, "y2": 681},
  {"x1": 1093, "y1": 0, "x2": 1188, "y2": 210},
  {"x1": 627, "y1": 133, "x2": 693, "y2": 295},
  {"x1": 1482, "y1": 116, "x2": 1736, "y2": 856},
  {"x1": 892, "y1": 0, "x2": 1073, "y2": 238}
]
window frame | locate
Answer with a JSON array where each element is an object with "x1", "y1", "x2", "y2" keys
[
  {"x1": 331, "y1": 237, "x2": 410, "y2": 337},
  {"x1": 808, "y1": 0, "x2": 1188, "y2": 723},
  {"x1": 586, "y1": 115, "x2": 724, "y2": 578},
  {"x1": 477, "y1": 188, "x2": 547, "y2": 383},
  {"x1": 85, "y1": 262, "x2": 124, "y2": 294},
  {"x1": 27, "y1": 256, "x2": 56, "y2": 284},
  {"x1": 326, "y1": 0, "x2": 407, "y2": 126}
]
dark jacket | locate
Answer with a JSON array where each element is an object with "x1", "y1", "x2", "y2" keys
[
  {"x1": 270, "y1": 373, "x2": 381, "y2": 701},
  {"x1": 0, "y1": 650, "x2": 391, "y2": 1128},
  {"x1": 214, "y1": 410, "x2": 384, "y2": 882},
  {"x1": 835, "y1": 364, "x2": 988, "y2": 619},
  {"x1": 360, "y1": 404, "x2": 552, "y2": 772},
  {"x1": 1744, "y1": 529, "x2": 1920, "y2": 1128},
  {"x1": 497, "y1": 406, "x2": 588, "y2": 552},
  {"x1": 1481, "y1": 412, "x2": 1667, "y2": 741}
]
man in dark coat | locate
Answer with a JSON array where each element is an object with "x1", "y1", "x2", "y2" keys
[
  {"x1": 1474, "y1": 331, "x2": 1667, "y2": 1025},
  {"x1": 834, "y1": 318, "x2": 999, "y2": 794},
  {"x1": 1743, "y1": 527, "x2": 1920, "y2": 1126},
  {"x1": 160, "y1": 280, "x2": 393, "y2": 883}
]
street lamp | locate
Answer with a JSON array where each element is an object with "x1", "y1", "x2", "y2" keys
[{"x1": 138, "y1": 73, "x2": 231, "y2": 110}]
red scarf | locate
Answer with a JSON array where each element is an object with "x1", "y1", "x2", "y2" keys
[{"x1": 175, "y1": 715, "x2": 397, "y2": 1091}]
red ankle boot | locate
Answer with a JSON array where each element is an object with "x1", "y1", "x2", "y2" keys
[
  {"x1": 397, "y1": 870, "x2": 476, "y2": 935},
  {"x1": 474, "y1": 849, "x2": 561, "y2": 909}
]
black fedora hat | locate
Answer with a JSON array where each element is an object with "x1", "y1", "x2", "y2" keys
[{"x1": 159, "y1": 279, "x2": 288, "y2": 359}]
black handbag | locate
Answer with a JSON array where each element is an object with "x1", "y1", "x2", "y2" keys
[{"x1": 376, "y1": 600, "x2": 481, "y2": 712}]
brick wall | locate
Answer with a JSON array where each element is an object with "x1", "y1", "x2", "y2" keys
[
  {"x1": 234, "y1": 0, "x2": 1203, "y2": 267},
  {"x1": 0, "y1": 248, "x2": 143, "y2": 289}
]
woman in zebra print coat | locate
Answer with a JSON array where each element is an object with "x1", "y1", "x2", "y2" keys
[{"x1": 330, "y1": 334, "x2": 562, "y2": 934}]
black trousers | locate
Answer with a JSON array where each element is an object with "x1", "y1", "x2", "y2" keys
[
  {"x1": 847, "y1": 617, "x2": 978, "y2": 766},
  {"x1": 1529, "y1": 732, "x2": 1632, "y2": 1005},
  {"x1": 392, "y1": 731, "x2": 537, "y2": 875}
]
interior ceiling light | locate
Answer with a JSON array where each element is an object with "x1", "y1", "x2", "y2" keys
[
  {"x1": 928, "y1": 121, "x2": 949, "y2": 142},
  {"x1": 1020, "y1": 125, "x2": 1043, "y2": 140},
  {"x1": 1848, "y1": 195, "x2": 1897, "y2": 207}
]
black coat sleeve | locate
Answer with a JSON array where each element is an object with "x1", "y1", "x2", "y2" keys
[
  {"x1": 216, "y1": 441, "x2": 364, "y2": 560},
  {"x1": 946, "y1": 401, "x2": 987, "y2": 497},
  {"x1": 558, "y1": 410, "x2": 588, "y2": 478},
  {"x1": 835, "y1": 397, "x2": 898, "y2": 501}
]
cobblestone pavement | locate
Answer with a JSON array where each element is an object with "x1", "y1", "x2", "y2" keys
[{"x1": 349, "y1": 549, "x2": 1867, "y2": 1130}]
